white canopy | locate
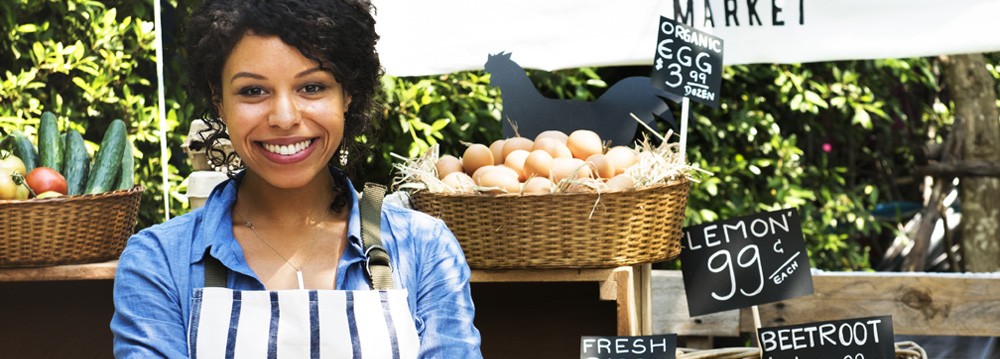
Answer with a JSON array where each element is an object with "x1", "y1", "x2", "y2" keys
[{"x1": 373, "y1": 0, "x2": 1000, "y2": 76}]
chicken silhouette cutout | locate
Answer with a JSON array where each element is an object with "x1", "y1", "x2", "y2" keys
[{"x1": 484, "y1": 52, "x2": 680, "y2": 146}]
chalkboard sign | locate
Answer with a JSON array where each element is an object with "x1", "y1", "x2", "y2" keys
[
  {"x1": 757, "y1": 316, "x2": 895, "y2": 359},
  {"x1": 580, "y1": 335, "x2": 676, "y2": 359},
  {"x1": 680, "y1": 209, "x2": 813, "y2": 317},
  {"x1": 651, "y1": 16, "x2": 723, "y2": 108}
]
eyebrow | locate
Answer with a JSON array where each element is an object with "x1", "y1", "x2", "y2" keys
[{"x1": 228, "y1": 67, "x2": 327, "y2": 84}]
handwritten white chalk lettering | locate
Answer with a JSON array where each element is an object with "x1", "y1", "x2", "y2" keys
[
  {"x1": 707, "y1": 244, "x2": 764, "y2": 300},
  {"x1": 660, "y1": 21, "x2": 723, "y2": 54},
  {"x1": 580, "y1": 337, "x2": 671, "y2": 354},
  {"x1": 760, "y1": 319, "x2": 883, "y2": 351},
  {"x1": 770, "y1": 251, "x2": 802, "y2": 284},
  {"x1": 685, "y1": 211, "x2": 792, "y2": 251}
]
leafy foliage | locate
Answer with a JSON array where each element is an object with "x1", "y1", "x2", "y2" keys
[{"x1": 5, "y1": 1, "x2": 993, "y2": 271}]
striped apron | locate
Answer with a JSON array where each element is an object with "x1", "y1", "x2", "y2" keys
[{"x1": 187, "y1": 287, "x2": 420, "y2": 358}]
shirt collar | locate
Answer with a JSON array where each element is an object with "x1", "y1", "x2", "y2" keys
[{"x1": 190, "y1": 167, "x2": 366, "y2": 266}]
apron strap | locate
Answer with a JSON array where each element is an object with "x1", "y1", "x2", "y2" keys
[
  {"x1": 360, "y1": 183, "x2": 395, "y2": 290},
  {"x1": 203, "y1": 254, "x2": 228, "y2": 287}
]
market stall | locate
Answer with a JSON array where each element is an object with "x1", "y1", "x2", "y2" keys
[{"x1": 3, "y1": 1, "x2": 1000, "y2": 358}]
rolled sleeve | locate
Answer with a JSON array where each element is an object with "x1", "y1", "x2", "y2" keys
[
  {"x1": 412, "y1": 218, "x2": 482, "y2": 358},
  {"x1": 111, "y1": 230, "x2": 188, "y2": 358}
]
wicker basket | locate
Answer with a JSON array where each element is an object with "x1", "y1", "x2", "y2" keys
[
  {"x1": 409, "y1": 178, "x2": 690, "y2": 269},
  {"x1": 0, "y1": 186, "x2": 143, "y2": 268}
]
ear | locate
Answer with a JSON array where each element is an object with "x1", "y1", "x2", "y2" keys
[
  {"x1": 343, "y1": 89, "x2": 352, "y2": 113},
  {"x1": 209, "y1": 84, "x2": 224, "y2": 119}
]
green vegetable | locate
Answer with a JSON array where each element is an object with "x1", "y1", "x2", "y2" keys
[
  {"x1": 62, "y1": 129, "x2": 90, "y2": 195},
  {"x1": 84, "y1": 119, "x2": 126, "y2": 194},
  {"x1": 38, "y1": 111, "x2": 63, "y2": 173},
  {"x1": 116, "y1": 134, "x2": 134, "y2": 190},
  {"x1": 1, "y1": 130, "x2": 39, "y2": 172}
]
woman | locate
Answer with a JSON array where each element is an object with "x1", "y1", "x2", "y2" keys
[{"x1": 110, "y1": 0, "x2": 482, "y2": 357}]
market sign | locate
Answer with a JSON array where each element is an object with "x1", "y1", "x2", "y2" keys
[
  {"x1": 651, "y1": 16, "x2": 723, "y2": 108},
  {"x1": 757, "y1": 316, "x2": 895, "y2": 359},
  {"x1": 680, "y1": 208, "x2": 813, "y2": 317},
  {"x1": 580, "y1": 335, "x2": 676, "y2": 359}
]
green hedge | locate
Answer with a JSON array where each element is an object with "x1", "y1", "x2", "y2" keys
[{"x1": 5, "y1": 1, "x2": 995, "y2": 271}]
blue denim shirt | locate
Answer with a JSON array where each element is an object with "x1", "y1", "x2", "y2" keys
[{"x1": 111, "y1": 170, "x2": 482, "y2": 358}]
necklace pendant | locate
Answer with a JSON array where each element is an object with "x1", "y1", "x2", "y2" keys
[{"x1": 296, "y1": 270, "x2": 305, "y2": 290}]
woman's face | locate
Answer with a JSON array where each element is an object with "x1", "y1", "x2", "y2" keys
[{"x1": 217, "y1": 33, "x2": 351, "y2": 189}]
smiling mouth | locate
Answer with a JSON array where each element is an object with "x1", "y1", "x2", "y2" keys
[{"x1": 261, "y1": 139, "x2": 314, "y2": 156}]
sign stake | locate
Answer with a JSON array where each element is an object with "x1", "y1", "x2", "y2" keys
[
  {"x1": 751, "y1": 305, "x2": 762, "y2": 329},
  {"x1": 752, "y1": 305, "x2": 762, "y2": 350},
  {"x1": 680, "y1": 97, "x2": 689, "y2": 162}
]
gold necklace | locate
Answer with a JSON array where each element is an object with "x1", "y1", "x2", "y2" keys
[{"x1": 234, "y1": 207, "x2": 330, "y2": 290}]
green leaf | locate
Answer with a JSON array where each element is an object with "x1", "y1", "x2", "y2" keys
[
  {"x1": 17, "y1": 24, "x2": 38, "y2": 33},
  {"x1": 852, "y1": 105, "x2": 872, "y2": 129}
]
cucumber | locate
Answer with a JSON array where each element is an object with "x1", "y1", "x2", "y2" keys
[
  {"x1": 116, "y1": 134, "x2": 134, "y2": 190},
  {"x1": 1, "y1": 130, "x2": 39, "y2": 172},
  {"x1": 38, "y1": 111, "x2": 63, "y2": 173},
  {"x1": 84, "y1": 119, "x2": 126, "y2": 194},
  {"x1": 62, "y1": 129, "x2": 90, "y2": 195}
]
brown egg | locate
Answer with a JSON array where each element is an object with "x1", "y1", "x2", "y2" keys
[
  {"x1": 501, "y1": 136, "x2": 534, "y2": 160},
  {"x1": 472, "y1": 165, "x2": 496, "y2": 183},
  {"x1": 535, "y1": 130, "x2": 568, "y2": 144},
  {"x1": 523, "y1": 150, "x2": 553, "y2": 179},
  {"x1": 442, "y1": 172, "x2": 476, "y2": 192},
  {"x1": 522, "y1": 177, "x2": 553, "y2": 194},
  {"x1": 605, "y1": 146, "x2": 638, "y2": 175},
  {"x1": 606, "y1": 174, "x2": 636, "y2": 191},
  {"x1": 532, "y1": 137, "x2": 573, "y2": 159},
  {"x1": 586, "y1": 154, "x2": 616, "y2": 179},
  {"x1": 435, "y1": 155, "x2": 463, "y2": 179},
  {"x1": 566, "y1": 129, "x2": 604, "y2": 160},
  {"x1": 491, "y1": 165, "x2": 521, "y2": 181},
  {"x1": 549, "y1": 157, "x2": 592, "y2": 183},
  {"x1": 504, "y1": 149, "x2": 531, "y2": 181},
  {"x1": 477, "y1": 166, "x2": 520, "y2": 194},
  {"x1": 462, "y1": 144, "x2": 493, "y2": 176},
  {"x1": 488, "y1": 139, "x2": 506, "y2": 165}
]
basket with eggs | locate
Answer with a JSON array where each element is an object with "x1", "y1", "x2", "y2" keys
[{"x1": 393, "y1": 128, "x2": 694, "y2": 269}]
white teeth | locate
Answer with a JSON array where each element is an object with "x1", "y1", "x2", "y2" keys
[{"x1": 263, "y1": 139, "x2": 313, "y2": 155}]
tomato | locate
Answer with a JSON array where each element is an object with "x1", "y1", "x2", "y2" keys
[
  {"x1": 0, "y1": 172, "x2": 29, "y2": 200},
  {"x1": 0, "y1": 151, "x2": 26, "y2": 176},
  {"x1": 25, "y1": 167, "x2": 68, "y2": 195}
]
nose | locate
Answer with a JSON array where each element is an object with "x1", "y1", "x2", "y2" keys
[{"x1": 268, "y1": 93, "x2": 300, "y2": 129}]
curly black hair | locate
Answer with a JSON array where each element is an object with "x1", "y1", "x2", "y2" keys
[{"x1": 183, "y1": 0, "x2": 383, "y2": 210}]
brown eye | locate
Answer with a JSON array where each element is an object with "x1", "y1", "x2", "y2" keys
[
  {"x1": 239, "y1": 87, "x2": 265, "y2": 96},
  {"x1": 302, "y1": 84, "x2": 326, "y2": 93}
]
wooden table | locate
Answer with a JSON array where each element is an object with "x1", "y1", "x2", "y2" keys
[
  {"x1": 471, "y1": 264, "x2": 653, "y2": 336},
  {"x1": 0, "y1": 261, "x2": 654, "y2": 358},
  {"x1": 0, "y1": 260, "x2": 118, "y2": 282},
  {"x1": 0, "y1": 260, "x2": 119, "y2": 359}
]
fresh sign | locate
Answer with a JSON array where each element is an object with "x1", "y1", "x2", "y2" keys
[{"x1": 580, "y1": 335, "x2": 676, "y2": 359}]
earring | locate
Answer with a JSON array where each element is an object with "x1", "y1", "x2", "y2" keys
[{"x1": 339, "y1": 144, "x2": 349, "y2": 166}]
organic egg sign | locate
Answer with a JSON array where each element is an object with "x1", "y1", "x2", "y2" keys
[
  {"x1": 679, "y1": 208, "x2": 813, "y2": 317},
  {"x1": 651, "y1": 16, "x2": 723, "y2": 108}
]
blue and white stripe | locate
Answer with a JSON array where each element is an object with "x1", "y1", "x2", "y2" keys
[{"x1": 189, "y1": 288, "x2": 419, "y2": 358}]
